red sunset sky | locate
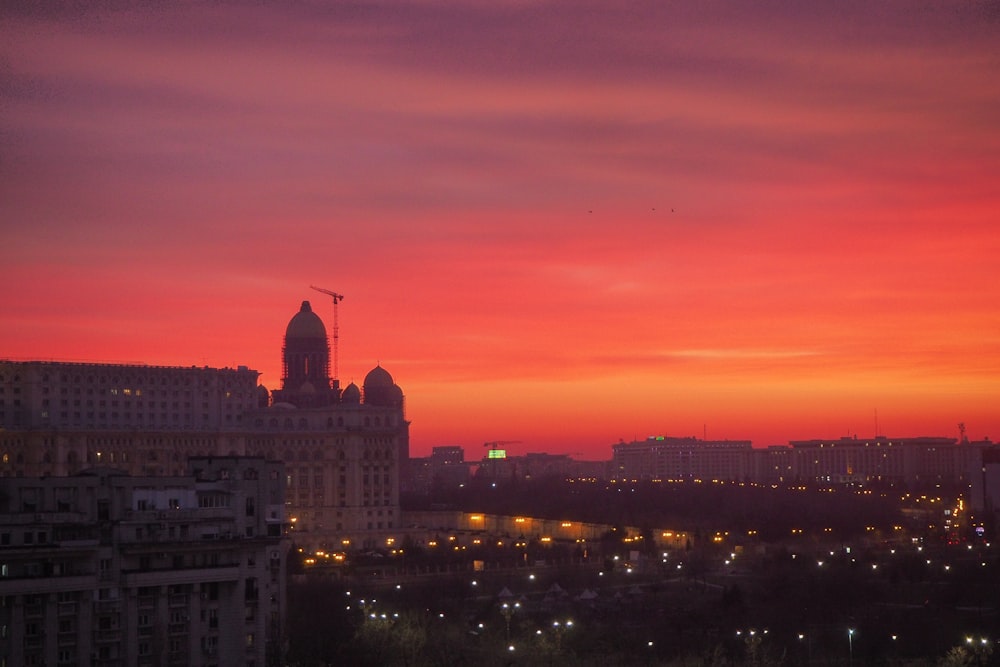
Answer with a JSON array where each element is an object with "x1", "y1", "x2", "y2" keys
[{"x1": 2, "y1": 1, "x2": 998, "y2": 458}]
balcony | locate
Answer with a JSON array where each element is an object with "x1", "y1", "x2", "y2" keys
[
  {"x1": 94, "y1": 628, "x2": 122, "y2": 643},
  {"x1": 123, "y1": 565, "x2": 239, "y2": 587}
]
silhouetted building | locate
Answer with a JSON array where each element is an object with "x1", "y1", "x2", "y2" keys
[
  {"x1": 0, "y1": 457, "x2": 286, "y2": 667},
  {"x1": 966, "y1": 446, "x2": 1000, "y2": 521},
  {"x1": 0, "y1": 360, "x2": 260, "y2": 434},
  {"x1": 408, "y1": 446, "x2": 470, "y2": 493},
  {"x1": 613, "y1": 437, "x2": 753, "y2": 481},
  {"x1": 0, "y1": 300, "x2": 410, "y2": 551},
  {"x1": 271, "y1": 301, "x2": 339, "y2": 408},
  {"x1": 612, "y1": 434, "x2": 995, "y2": 488},
  {"x1": 784, "y1": 436, "x2": 987, "y2": 485}
]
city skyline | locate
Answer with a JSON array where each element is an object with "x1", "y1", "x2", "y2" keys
[{"x1": 3, "y1": 2, "x2": 998, "y2": 456}]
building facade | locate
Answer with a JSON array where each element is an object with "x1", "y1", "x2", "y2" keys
[
  {"x1": 613, "y1": 435, "x2": 993, "y2": 488},
  {"x1": 0, "y1": 457, "x2": 286, "y2": 667},
  {"x1": 0, "y1": 299, "x2": 410, "y2": 552},
  {"x1": 612, "y1": 437, "x2": 754, "y2": 481}
]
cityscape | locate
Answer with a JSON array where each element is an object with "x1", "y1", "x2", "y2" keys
[
  {"x1": 4, "y1": 1, "x2": 999, "y2": 665},
  {"x1": 2, "y1": 301, "x2": 999, "y2": 665}
]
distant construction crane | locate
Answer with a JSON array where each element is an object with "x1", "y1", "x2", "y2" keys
[
  {"x1": 484, "y1": 440, "x2": 522, "y2": 456},
  {"x1": 309, "y1": 285, "x2": 344, "y2": 382}
]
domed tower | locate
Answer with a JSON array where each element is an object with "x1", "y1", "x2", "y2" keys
[
  {"x1": 362, "y1": 363, "x2": 409, "y2": 471},
  {"x1": 363, "y1": 364, "x2": 404, "y2": 409},
  {"x1": 272, "y1": 301, "x2": 337, "y2": 408},
  {"x1": 341, "y1": 381, "x2": 361, "y2": 404}
]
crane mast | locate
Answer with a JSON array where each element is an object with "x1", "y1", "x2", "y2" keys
[{"x1": 309, "y1": 285, "x2": 344, "y2": 383}]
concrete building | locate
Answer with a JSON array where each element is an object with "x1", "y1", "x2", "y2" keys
[
  {"x1": 408, "y1": 446, "x2": 470, "y2": 494},
  {"x1": 245, "y1": 300, "x2": 408, "y2": 549},
  {"x1": 0, "y1": 456, "x2": 286, "y2": 667},
  {"x1": 0, "y1": 299, "x2": 410, "y2": 552},
  {"x1": 785, "y1": 436, "x2": 988, "y2": 486},
  {"x1": 612, "y1": 434, "x2": 995, "y2": 489},
  {"x1": 612, "y1": 437, "x2": 754, "y2": 481}
]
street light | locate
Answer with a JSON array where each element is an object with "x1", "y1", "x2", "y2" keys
[
  {"x1": 500, "y1": 602, "x2": 520, "y2": 643},
  {"x1": 848, "y1": 628, "x2": 856, "y2": 665},
  {"x1": 552, "y1": 619, "x2": 573, "y2": 652}
]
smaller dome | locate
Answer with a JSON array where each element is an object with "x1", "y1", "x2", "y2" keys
[
  {"x1": 364, "y1": 364, "x2": 394, "y2": 388},
  {"x1": 256, "y1": 385, "x2": 271, "y2": 408},
  {"x1": 341, "y1": 382, "x2": 361, "y2": 404}
]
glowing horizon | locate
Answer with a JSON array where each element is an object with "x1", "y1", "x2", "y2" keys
[{"x1": 2, "y1": 2, "x2": 998, "y2": 456}]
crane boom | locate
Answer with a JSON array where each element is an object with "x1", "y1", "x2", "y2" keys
[
  {"x1": 309, "y1": 285, "x2": 344, "y2": 382},
  {"x1": 484, "y1": 440, "x2": 522, "y2": 450}
]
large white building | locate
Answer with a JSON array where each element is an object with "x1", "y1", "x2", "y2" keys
[{"x1": 0, "y1": 299, "x2": 410, "y2": 551}]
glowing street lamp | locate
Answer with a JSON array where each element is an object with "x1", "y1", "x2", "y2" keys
[
  {"x1": 501, "y1": 602, "x2": 520, "y2": 643},
  {"x1": 552, "y1": 619, "x2": 573, "y2": 652},
  {"x1": 848, "y1": 628, "x2": 856, "y2": 665}
]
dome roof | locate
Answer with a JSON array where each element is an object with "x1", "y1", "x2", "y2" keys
[
  {"x1": 341, "y1": 382, "x2": 361, "y2": 404},
  {"x1": 364, "y1": 364, "x2": 394, "y2": 388},
  {"x1": 286, "y1": 301, "x2": 327, "y2": 339}
]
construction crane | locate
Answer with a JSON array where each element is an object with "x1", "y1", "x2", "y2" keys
[
  {"x1": 484, "y1": 440, "x2": 521, "y2": 456},
  {"x1": 309, "y1": 285, "x2": 344, "y2": 382}
]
